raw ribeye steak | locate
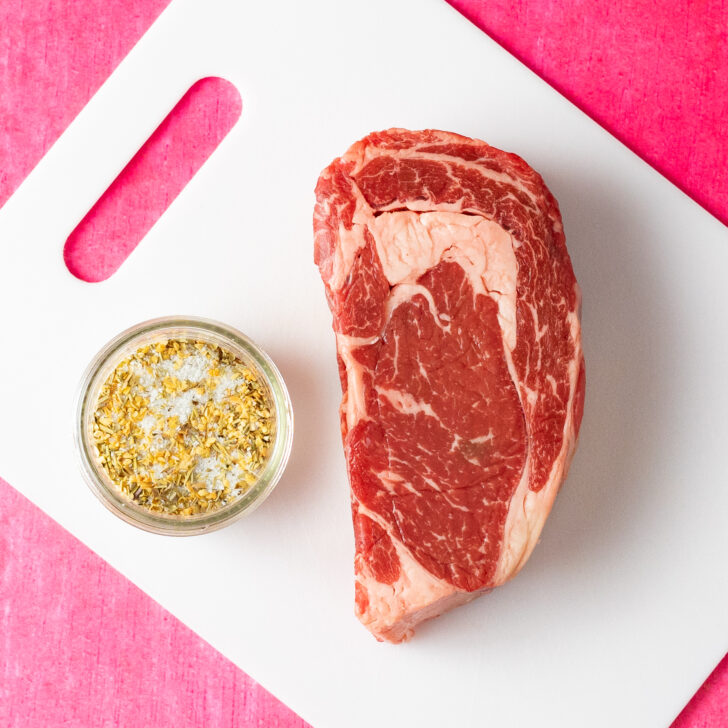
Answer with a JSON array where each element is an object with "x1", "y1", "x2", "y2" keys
[{"x1": 313, "y1": 129, "x2": 585, "y2": 642}]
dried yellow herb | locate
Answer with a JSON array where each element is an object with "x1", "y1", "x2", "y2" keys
[{"x1": 92, "y1": 339, "x2": 273, "y2": 515}]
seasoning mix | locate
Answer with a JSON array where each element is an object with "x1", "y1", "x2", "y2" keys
[{"x1": 91, "y1": 338, "x2": 274, "y2": 516}]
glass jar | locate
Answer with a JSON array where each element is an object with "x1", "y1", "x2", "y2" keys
[{"x1": 75, "y1": 316, "x2": 293, "y2": 535}]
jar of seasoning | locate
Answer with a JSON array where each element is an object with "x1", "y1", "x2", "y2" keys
[{"x1": 75, "y1": 316, "x2": 293, "y2": 535}]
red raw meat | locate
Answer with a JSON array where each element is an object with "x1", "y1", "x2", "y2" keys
[{"x1": 314, "y1": 129, "x2": 585, "y2": 642}]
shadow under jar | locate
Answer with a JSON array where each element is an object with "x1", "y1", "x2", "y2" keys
[{"x1": 75, "y1": 316, "x2": 293, "y2": 535}]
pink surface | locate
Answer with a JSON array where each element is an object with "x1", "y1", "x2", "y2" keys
[
  {"x1": 674, "y1": 655, "x2": 728, "y2": 728},
  {"x1": 0, "y1": 0, "x2": 726, "y2": 726},
  {"x1": 0, "y1": 478, "x2": 310, "y2": 728},
  {"x1": 0, "y1": 0, "x2": 173, "y2": 210},
  {"x1": 448, "y1": 0, "x2": 728, "y2": 227},
  {"x1": 64, "y1": 77, "x2": 242, "y2": 282}
]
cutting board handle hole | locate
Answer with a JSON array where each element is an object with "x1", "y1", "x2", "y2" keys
[{"x1": 64, "y1": 76, "x2": 242, "y2": 282}]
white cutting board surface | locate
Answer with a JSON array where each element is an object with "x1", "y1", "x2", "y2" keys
[{"x1": 0, "y1": 1, "x2": 726, "y2": 726}]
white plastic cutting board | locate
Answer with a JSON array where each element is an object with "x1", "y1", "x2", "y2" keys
[{"x1": 1, "y1": 1, "x2": 726, "y2": 726}]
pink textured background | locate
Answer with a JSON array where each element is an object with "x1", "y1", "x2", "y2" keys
[
  {"x1": 448, "y1": 0, "x2": 728, "y2": 228},
  {"x1": 64, "y1": 76, "x2": 242, "y2": 282},
  {"x1": 0, "y1": 479, "x2": 309, "y2": 728},
  {"x1": 0, "y1": 1, "x2": 725, "y2": 726},
  {"x1": 0, "y1": 0, "x2": 173, "y2": 209}
]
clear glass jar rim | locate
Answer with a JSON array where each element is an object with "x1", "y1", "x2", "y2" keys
[{"x1": 74, "y1": 316, "x2": 294, "y2": 536}]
